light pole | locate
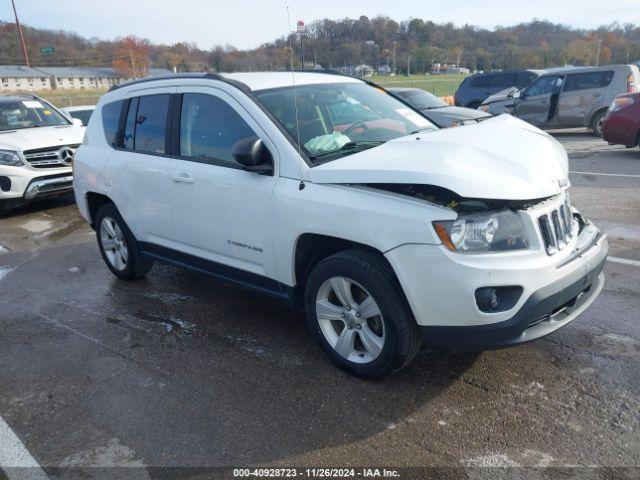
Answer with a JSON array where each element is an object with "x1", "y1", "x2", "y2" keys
[{"x1": 11, "y1": 0, "x2": 30, "y2": 67}]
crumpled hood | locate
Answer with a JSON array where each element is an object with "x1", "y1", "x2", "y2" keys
[
  {"x1": 308, "y1": 115, "x2": 569, "y2": 201},
  {"x1": 0, "y1": 125, "x2": 85, "y2": 152},
  {"x1": 482, "y1": 87, "x2": 518, "y2": 105}
]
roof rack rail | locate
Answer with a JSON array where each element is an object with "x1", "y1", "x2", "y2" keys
[{"x1": 108, "y1": 72, "x2": 252, "y2": 92}]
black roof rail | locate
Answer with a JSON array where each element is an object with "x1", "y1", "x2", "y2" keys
[{"x1": 108, "y1": 72, "x2": 251, "y2": 93}]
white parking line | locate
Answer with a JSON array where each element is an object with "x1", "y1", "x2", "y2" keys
[
  {"x1": 608, "y1": 256, "x2": 640, "y2": 268},
  {"x1": 0, "y1": 416, "x2": 48, "y2": 480},
  {"x1": 569, "y1": 171, "x2": 640, "y2": 178}
]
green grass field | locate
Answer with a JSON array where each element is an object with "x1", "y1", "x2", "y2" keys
[
  {"x1": 372, "y1": 73, "x2": 467, "y2": 97},
  {"x1": 36, "y1": 89, "x2": 106, "y2": 108},
  {"x1": 24, "y1": 73, "x2": 467, "y2": 109}
]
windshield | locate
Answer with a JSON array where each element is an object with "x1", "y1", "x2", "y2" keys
[
  {"x1": 395, "y1": 89, "x2": 447, "y2": 109},
  {"x1": 0, "y1": 99, "x2": 70, "y2": 131},
  {"x1": 254, "y1": 82, "x2": 437, "y2": 162}
]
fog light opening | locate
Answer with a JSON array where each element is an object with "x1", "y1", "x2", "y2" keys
[{"x1": 475, "y1": 286, "x2": 523, "y2": 313}]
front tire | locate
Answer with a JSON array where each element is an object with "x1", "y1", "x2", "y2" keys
[
  {"x1": 304, "y1": 250, "x2": 422, "y2": 378},
  {"x1": 95, "y1": 204, "x2": 153, "y2": 280}
]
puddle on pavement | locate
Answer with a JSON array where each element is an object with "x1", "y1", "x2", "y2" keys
[
  {"x1": 20, "y1": 219, "x2": 53, "y2": 233},
  {"x1": 106, "y1": 312, "x2": 196, "y2": 334},
  {"x1": 47, "y1": 219, "x2": 86, "y2": 241},
  {"x1": 592, "y1": 333, "x2": 640, "y2": 358}
]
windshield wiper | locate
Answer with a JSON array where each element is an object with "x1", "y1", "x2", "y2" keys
[
  {"x1": 309, "y1": 140, "x2": 385, "y2": 160},
  {"x1": 409, "y1": 127, "x2": 435, "y2": 135}
]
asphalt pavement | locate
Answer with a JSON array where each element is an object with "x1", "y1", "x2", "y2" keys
[{"x1": 0, "y1": 133, "x2": 639, "y2": 478}]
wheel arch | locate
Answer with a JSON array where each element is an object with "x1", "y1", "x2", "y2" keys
[
  {"x1": 291, "y1": 233, "x2": 396, "y2": 308},
  {"x1": 589, "y1": 107, "x2": 609, "y2": 129},
  {"x1": 85, "y1": 192, "x2": 114, "y2": 229}
]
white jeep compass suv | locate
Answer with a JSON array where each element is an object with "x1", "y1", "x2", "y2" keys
[
  {"x1": 74, "y1": 72, "x2": 608, "y2": 378},
  {"x1": 0, "y1": 94, "x2": 85, "y2": 213}
]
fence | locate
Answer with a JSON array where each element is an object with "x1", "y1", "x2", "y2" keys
[{"x1": 42, "y1": 94, "x2": 104, "y2": 108}]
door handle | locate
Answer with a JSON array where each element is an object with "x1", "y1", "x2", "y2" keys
[{"x1": 171, "y1": 173, "x2": 194, "y2": 184}]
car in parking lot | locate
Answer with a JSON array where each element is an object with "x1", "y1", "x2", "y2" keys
[
  {"x1": 74, "y1": 71, "x2": 608, "y2": 378},
  {"x1": 602, "y1": 92, "x2": 640, "y2": 148},
  {"x1": 484, "y1": 65, "x2": 640, "y2": 136},
  {"x1": 61, "y1": 105, "x2": 95, "y2": 126},
  {"x1": 0, "y1": 94, "x2": 85, "y2": 213},
  {"x1": 454, "y1": 69, "x2": 542, "y2": 108},
  {"x1": 389, "y1": 87, "x2": 490, "y2": 127}
]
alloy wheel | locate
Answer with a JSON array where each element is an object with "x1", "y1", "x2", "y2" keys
[
  {"x1": 100, "y1": 217, "x2": 128, "y2": 271},
  {"x1": 315, "y1": 276, "x2": 385, "y2": 364}
]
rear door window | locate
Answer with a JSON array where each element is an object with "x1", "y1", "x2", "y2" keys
[
  {"x1": 123, "y1": 97, "x2": 139, "y2": 150},
  {"x1": 133, "y1": 94, "x2": 170, "y2": 155},
  {"x1": 563, "y1": 71, "x2": 614, "y2": 92}
]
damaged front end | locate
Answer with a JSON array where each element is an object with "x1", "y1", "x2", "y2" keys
[{"x1": 369, "y1": 183, "x2": 550, "y2": 253}]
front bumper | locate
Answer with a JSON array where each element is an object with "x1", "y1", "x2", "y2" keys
[
  {"x1": 23, "y1": 174, "x2": 74, "y2": 200},
  {"x1": 420, "y1": 256, "x2": 605, "y2": 351},
  {"x1": 0, "y1": 164, "x2": 73, "y2": 202},
  {"x1": 385, "y1": 211, "x2": 609, "y2": 350}
]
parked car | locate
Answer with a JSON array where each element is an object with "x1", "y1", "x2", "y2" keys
[
  {"x1": 454, "y1": 70, "x2": 542, "y2": 108},
  {"x1": 75, "y1": 72, "x2": 608, "y2": 378},
  {"x1": 0, "y1": 94, "x2": 85, "y2": 214},
  {"x1": 602, "y1": 92, "x2": 640, "y2": 147},
  {"x1": 389, "y1": 87, "x2": 490, "y2": 127},
  {"x1": 494, "y1": 65, "x2": 640, "y2": 136},
  {"x1": 62, "y1": 105, "x2": 95, "y2": 126}
]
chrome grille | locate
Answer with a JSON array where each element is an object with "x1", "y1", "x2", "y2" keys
[
  {"x1": 23, "y1": 144, "x2": 79, "y2": 168},
  {"x1": 538, "y1": 195, "x2": 576, "y2": 255}
]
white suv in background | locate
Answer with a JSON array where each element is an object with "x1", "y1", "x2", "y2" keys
[
  {"x1": 74, "y1": 72, "x2": 608, "y2": 378},
  {"x1": 0, "y1": 94, "x2": 85, "y2": 213}
]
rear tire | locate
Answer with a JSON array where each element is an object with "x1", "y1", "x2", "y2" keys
[
  {"x1": 95, "y1": 204, "x2": 153, "y2": 280},
  {"x1": 590, "y1": 111, "x2": 607, "y2": 137},
  {"x1": 304, "y1": 249, "x2": 422, "y2": 379}
]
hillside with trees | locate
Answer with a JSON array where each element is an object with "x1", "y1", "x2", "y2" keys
[{"x1": 0, "y1": 16, "x2": 639, "y2": 75}]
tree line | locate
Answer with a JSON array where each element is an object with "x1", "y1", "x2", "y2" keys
[{"x1": 0, "y1": 16, "x2": 639, "y2": 77}]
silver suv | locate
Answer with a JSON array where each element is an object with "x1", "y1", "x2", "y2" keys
[{"x1": 480, "y1": 65, "x2": 640, "y2": 136}]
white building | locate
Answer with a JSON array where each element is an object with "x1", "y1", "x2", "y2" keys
[
  {"x1": 0, "y1": 66, "x2": 174, "y2": 92},
  {"x1": 0, "y1": 66, "x2": 51, "y2": 91}
]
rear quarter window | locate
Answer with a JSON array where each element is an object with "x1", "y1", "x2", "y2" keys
[
  {"x1": 101, "y1": 100, "x2": 124, "y2": 147},
  {"x1": 564, "y1": 71, "x2": 614, "y2": 92}
]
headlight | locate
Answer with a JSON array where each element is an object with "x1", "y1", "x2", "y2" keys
[
  {"x1": 433, "y1": 210, "x2": 529, "y2": 253},
  {"x1": 609, "y1": 96, "x2": 635, "y2": 112},
  {"x1": 478, "y1": 105, "x2": 490, "y2": 112},
  {"x1": 0, "y1": 150, "x2": 23, "y2": 167}
]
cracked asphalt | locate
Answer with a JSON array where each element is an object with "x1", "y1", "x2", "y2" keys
[{"x1": 0, "y1": 133, "x2": 639, "y2": 477}]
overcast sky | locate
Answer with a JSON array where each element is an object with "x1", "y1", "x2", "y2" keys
[{"x1": 2, "y1": 0, "x2": 638, "y2": 50}]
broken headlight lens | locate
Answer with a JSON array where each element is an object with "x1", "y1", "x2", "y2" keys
[
  {"x1": 433, "y1": 210, "x2": 529, "y2": 253},
  {"x1": 0, "y1": 150, "x2": 23, "y2": 167}
]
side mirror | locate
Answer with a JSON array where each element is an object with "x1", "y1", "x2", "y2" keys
[
  {"x1": 232, "y1": 136, "x2": 273, "y2": 175},
  {"x1": 511, "y1": 89, "x2": 521, "y2": 99},
  {"x1": 71, "y1": 118, "x2": 84, "y2": 126}
]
